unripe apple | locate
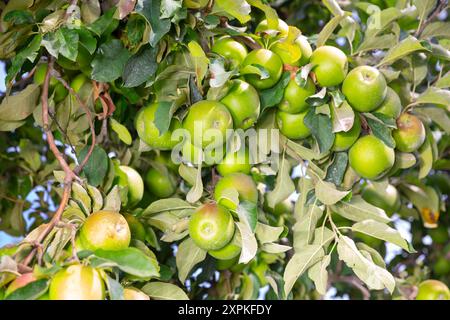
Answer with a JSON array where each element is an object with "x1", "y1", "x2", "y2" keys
[
  {"x1": 415, "y1": 280, "x2": 450, "y2": 300},
  {"x1": 182, "y1": 100, "x2": 233, "y2": 149},
  {"x1": 212, "y1": 37, "x2": 248, "y2": 69},
  {"x1": 70, "y1": 73, "x2": 89, "y2": 94},
  {"x1": 123, "y1": 288, "x2": 150, "y2": 300},
  {"x1": 342, "y1": 66, "x2": 387, "y2": 112},
  {"x1": 145, "y1": 166, "x2": 177, "y2": 198},
  {"x1": 116, "y1": 165, "x2": 144, "y2": 207},
  {"x1": 135, "y1": 103, "x2": 182, "y2": 150},
  {"x1": 278, "y1": 77, "x2": 315, "y2": 114},
  {"x1": 188, "y1": 203, "x2": 235, "y2": 251},
  {"x1": 241, "y1": 49, "x2": 283, "y2": 90},
  {"x1": 216, "y1": 148, "x2": 251, "y2": 176},
  {"x1": 220, "y1": 79, "x2": 260, "y2": 129},
  {"x1": 310, "y1": 46, "x2": 348, "y2": 87},
  {"x1": 255, "y1": 19, "x2": 289, "y2": 37},
  {"x1": 209, "y1": 229, "x2": 241, "y2": 260},
  {"x1": 276, "y1": 109, "x2": 311, "y2": 140},
  {"x1": 361, "y1": 182, "x2": 401, "y2": 216},
  {"x1": 78, "y1": 211, "x2": 131, "y2": 251},
  {"x1": 49, "y1": 265, "x2": 105, "y2": 300},
  {"x1": 123, "y1": 213, "x2": 146, "y2": 242},
  {"x1": 375, "y1": 87, "x2": 402, "y2": 119},
  {"x1": 332, "y1": 112, "x2": 361, "y2": 151},
  {"x1": 181, "y1": 140, "x2": 225, "y2": 166},
  {"x1": 392, "y1": 113, "x2": 426, "y2": 152},
  {"x1": 348, "y1": 135, "x2": 395, "y2": 180},
  {"x1": 214, "y1": 173, "x2": 258, "y2": 210}
]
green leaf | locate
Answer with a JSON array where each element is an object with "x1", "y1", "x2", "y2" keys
[
  {"x1": 421, "y1": 21, "x2": 450, "y2": 39},
  {"x1": 87, "y1": 7, "x2": 118, "y2": 36},
  {"x1": 331, "y1": 195, "x2": 390, "y2": 223},
  {"x1": 236, "y1": 221, "x2": 258, "y2": 264},
  {"x1": 142, "y1": 198, "x2": 195, "y2": 216},
  {"x1": 435, "y1": 72, "x2": 450, "y2": 89},
  {"x1": 286, "y1": 139, "x2": 321, "y2": 161},
  {"x1": 317, "y1": 14, "x2": 347, "y2": 47},
  {"x1": 0, "y1": 84, "x2": 40, "y2": 122},
  {"x1": 110, "y1": 118, "x2": 132, "y2": 145},
  {"x1": 5, "y1": 35, "x2": 41, "y2": 85},
  {"x1": 103, "y1": 185, "x2": 122, "y2": 212},
  {"x1": 94, "y1": 247, "x2": 160, "y2": 278},
  {"x1": 76, "y1": 27, "x2": 97, "y2": 55},
  {"x1": 331, "y1": 100, "x2": 355, "y2": 133},
  {"x1": 415, "y1": 106, "x2": 450, "y2": 134},
  {"x1": 315, "y1": 179, "x2": 350, "y2": 205},
  {"x1": 255, "y1": 223, "x2": 284, "y2": 244},
  {"x1": 337, "y1": 235, "x2": 395, "y2": 293},
  {"x1": 77, "y1": 146, "x2": 108, "y2": 187},
  {"x1": 5, "y1": 279, "x2": 49, "y2": 300},
  {"x1": 293, "y1": 205, "x2": 323, "y2": 250},
  {"x1": 414, "y1": 0, "x2": 437, "y2": 29},
  {"x1": 304, "y1": 109, "x2": 335, "y2": 153},
  {"x1": 260, "y1": 72, "x2": 291, "y2": 111},
  {"x1": 123, "y1": 45, "x2": 158, "y2": 87},
  {"x1": 104, "y1": 274, "x2": 124, "y2": 300},
  {"x1": 212, "y1": 0, "x2": 251, "y2": 24},
  {"x1": 141, "y1": 282, "x2": 188, "y2": 300},
  {"x1": 188, "y1": 40, "x2": 209, "y2": 84},
  {"x1": 186, "y1": 164, "x2": 203, "y2": 203},
  {"x1": 356, "y1": 34, "x2": 398, "y2": 54},
  {"x1": 237, "y1": 200, "x2": 258, "y2": 232},
  {"x1": 364, "y1": 114, "x2": 396, "y2": 148},
  {"x1": 91, "y1": 39, "x2": 131, "y2": 82},
  {"x1": 175, "y1": 237, "x2": 207, "y2": 283},
  {"x1": 42, "y1": 27, "x2": 79, "y2": 61},
  {"x1": 3, "y1": 10, "x2": 34, "y2": 25},
  {"x1": 366, "y1": 7, "x2": 402, "y2": 38},
  {"x1": 356, "y1": 242, "x2": 386, "y2": 268},
  {"x1": 247, "y1": 0, "x2": 278, "y2": 28},
  {"x1": 418, "y1": 134, "x2": 434, "y2": 179},
  {"x1": 415, "y1": 87, "x2": 450, "y2": 106},
  {"x1": 135, "y1": 0, "x2": 172, "y2": 47},
  {"x1": 154, "y1": 101, "x2": 177, "y2": 135},
  {"x1": 266, "y1": 156, "x2": 295, "y2": 208},
  {"x1": 352, "y1": 219, "x2": 415, "y2": 252},
  {"x1": 308, "y1": 254, "x2": 331, "y2": 295},
  {"x1": 283, "y1": 245, "x2": 324, "y2": 296},
  {"x1": 325, "y1": 152, "x2": 348, "y2": 186},
  {"x1": 378, "y1": 36, "x2": 429, "y2": 66},
  {"x1": 394, "y1": 152, "x2": 417, "y2": 169}
]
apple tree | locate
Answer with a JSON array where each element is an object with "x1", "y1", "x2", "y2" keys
[{"x1": 0, "y1": 0, "x2": 449, "y2": 300}]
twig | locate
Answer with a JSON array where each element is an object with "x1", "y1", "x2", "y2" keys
[
  {"x1": 50, "y1": 69, "x2": 96, "y2": 175},
  {"x1": 415, "y1": 0, "x2": 448, "y2": 38},
  {"x1": 329, "y1": 273, "x2": 371, "y2": 300},
  {"x1": 22, "y1": 58, "x2": 94, "y2": 266}
]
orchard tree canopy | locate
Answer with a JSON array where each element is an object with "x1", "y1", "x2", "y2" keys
[{"x1": 0, "y1": 0, "x2": 449, "y2": 300}]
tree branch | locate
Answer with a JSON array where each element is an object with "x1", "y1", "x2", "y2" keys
[{"x1": 415, "y1": 0, "x2": 448, "y2": 38}]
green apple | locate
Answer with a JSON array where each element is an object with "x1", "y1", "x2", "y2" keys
[
  {"x1": 278, "y1": 77, "x2": 315, "y2": 114},
  {"x1": 276, "y1": 109, "x2": 311, "y2": 140},
  {"x1": 188, "y1": 203, "x2": 235, "y2": 251},
  {"x1": 349, "y1": 135, "x2": 395, "y2": 180},
  {"x1": 342, "y1": 66, "x2": 387, "y2": 112},
  {"x1": 241, "y1": 49, "x2": 283, "y2": 90},
  {"x1": 392, "y1": 113, "x2": 426, "y2": 152},
  {"x1": 310, "y1": 45, "x2": 348, "y2": 87},
  {"x1": 220, "y1": 79, "x2": 260, "y2": 129}
]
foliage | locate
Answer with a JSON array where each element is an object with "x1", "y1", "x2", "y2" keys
[{"x1": 0, "y1": 0, "x2": 449, "y2": 300}]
